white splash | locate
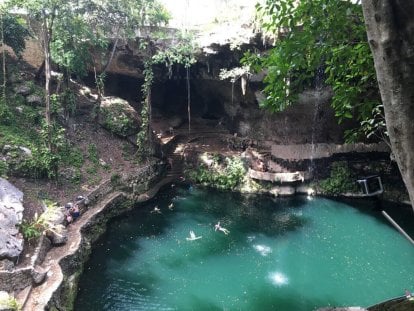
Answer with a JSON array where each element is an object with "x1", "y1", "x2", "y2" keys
[
  {"x1": 268, "y1": 272, "x2": 288, "y2": 286},
  {"x1": 253, "y1": 244, "x2": 272, "y2": 256}
]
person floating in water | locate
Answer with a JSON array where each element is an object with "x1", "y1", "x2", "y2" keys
[
  {"x1": 186, "y1": 230, "x2": 202, "y2": 241},
  {"x1": 150, "y1": 205, "x2": 161, "y2": 214},
  {"x1": 168, "y1": 203, "x2": 174, "y2": 210},
  {"x1": 214, "y1": 222, "x2": 230, "y2": 235}
]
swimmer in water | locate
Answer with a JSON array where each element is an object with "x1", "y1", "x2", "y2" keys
[
  {"x1": 168, "y1": 203, "x2": 174, "y2": 210},
  {"x1": 214, "y1": 222, "x2": 230, "y2": 235},
  {"x1": 150, "y1": 206, "x2": 161, "y2": 214},
  {"x1": 186, "y1": 230, "x2": 202, "y2": 241}
]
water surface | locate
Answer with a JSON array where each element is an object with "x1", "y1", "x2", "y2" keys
[{"x1": 76, "y1": 186, "x2": 414, "y2": 310}]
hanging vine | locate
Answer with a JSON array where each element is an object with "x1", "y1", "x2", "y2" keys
[
  {"x1": 152, "y1": 32, "x2": 196, "y2": 133},
  {"x1": 136, "y1": 59, "x2": 154, "y2": 161},
  {"x1": 136, "y1": 33, "x2": 197, "y2": 161}
]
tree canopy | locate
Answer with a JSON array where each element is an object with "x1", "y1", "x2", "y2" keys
[{"x1": 243, "y1": 0, "x2": 385, "y2": 142}]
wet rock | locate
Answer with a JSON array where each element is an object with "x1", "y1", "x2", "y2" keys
[
  {"x1": 0, "y1": 178, "x2": 24, "y2": 262},
  {"x1": 26, "y1": 94, "x2": 43, "y2": 107},
  {"x1": 98, "y1": 96, "x2": 140, "y2": 137}
]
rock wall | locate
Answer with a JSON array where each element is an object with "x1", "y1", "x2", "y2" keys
[
  {"x1": 16, "y1": 34, "x2": 357, "y2": 146},
  {"x1": 0, "y1": 178, "x2": 24, "y2": 264}
]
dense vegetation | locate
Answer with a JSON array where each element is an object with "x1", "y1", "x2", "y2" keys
[{"x1": 243, "y1": 0, "x2": 386, "y2": 143}]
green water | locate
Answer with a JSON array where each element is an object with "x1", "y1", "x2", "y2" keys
[{"x1": 75, "y1": 186, "x2": 414, "y2": 310}]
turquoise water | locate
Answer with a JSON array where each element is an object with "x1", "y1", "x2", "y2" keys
[{"x1": 75, "y1": 186, "x2": 414, "y2": 310}]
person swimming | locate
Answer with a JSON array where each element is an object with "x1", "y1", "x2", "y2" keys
[
  {"x1": 150, "y1": 206, "x2": 161, "y2": 214},
  {"x1": 186, "y1": 230, "x2": 202, "y2": 241},
  {"x1": 214, "y1": 222, "x2": 230, "y2": 235}
]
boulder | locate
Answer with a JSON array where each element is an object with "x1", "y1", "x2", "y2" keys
[
  {"x1": 0, "y1": 178, "x2": 24, "y2": 262},
  {"x1": 13, "y1": 84, "x2": 31, "y2": 96},
  {"x1": 1, "y1": 145, "x2": 33, "y2": 177},
  {"x1": 45, "y1": 225, "x2": 68, "y2": 246},
  {"x1": 98, "y1": 96, "x2": 140, "y2": 137},
  {"x1": 31, "y1": 266, "x2": 47, "y2": 285},
  {"x1": 26, "y1": 94, "x2": 43, "y2": 106}
]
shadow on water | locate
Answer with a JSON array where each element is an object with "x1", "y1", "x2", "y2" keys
[
  {"x1": 335, "y1": 196, "x2": 414, "y2": 237},
  {"x1": 247, "y1": 284, "x2": 340, "y2": 311}
]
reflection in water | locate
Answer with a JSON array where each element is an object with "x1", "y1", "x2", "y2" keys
[{"x1": 76, "y1": 186, "x2": 414, "y2": 311}]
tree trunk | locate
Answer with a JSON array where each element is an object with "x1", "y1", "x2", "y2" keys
[
  {"x1": 42, "y1": 16, "x2": 52, "y2": 151},
  {"x1": 361, "y1": 0, "x2": 414, "y2": 213},
  {"x1": 1, "y1": 13, "x2": 6, "y2": 100}
]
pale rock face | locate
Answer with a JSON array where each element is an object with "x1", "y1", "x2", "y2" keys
[{"x1": 0, "y1": 178, "x2": 24, "y2": 262}]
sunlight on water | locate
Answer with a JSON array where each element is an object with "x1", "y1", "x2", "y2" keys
[
  {"x1": 268, "y1": 271, "x2": 289, "y2": 286},
  {"x1": 76, "y1": 186, "x2": 414, "y2": 311}
]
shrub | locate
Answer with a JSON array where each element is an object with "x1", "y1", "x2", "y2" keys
[
  {"x1": 189, "y1": 156, "x2": 246, "y2": 190},
  {"x1": 0, "y1": 160, "x2": 8, "y2": 177},
  {"x1": 0, "y1": 294, "x2": 21, "y2": 311},
  {"x1": 318, "y1": 162, "x2": 358, "y2": 195},
  {"x1": 19, "y1": 201, "x2": 62, "y2": 241}
]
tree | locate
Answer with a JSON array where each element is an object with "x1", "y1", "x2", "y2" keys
[
  {"x1": 243, "y1": 0, "x2": 384, "y2": 142},
  {"x1": 361, "y1": 1, "x2": 414, "y2": 213},
  {"x1": 0, "y1": 8, "x2": 30, "y2": 118},
  {"x1": 75, "y1": 0, "x2": 169, "y2": 119}
]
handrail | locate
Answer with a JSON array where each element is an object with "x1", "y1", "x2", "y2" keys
[{"x1": 382, "y1": 211, "x2": 414, "y2": 246}]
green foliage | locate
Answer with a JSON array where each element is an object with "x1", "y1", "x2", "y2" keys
[
  {"x1": 189, "y1": 156, "x2": 246, "y2": 190},
  {"x1": 152, "y1": 32, "x2": 197, "y2": 71},
  {"x1": 244, "y1": 0, "x2": 383, "y2": 139},
  {"x1": 1, "y1": 13, "x2": 30, "y2": 56},
  {"x1": 61, "y1": 89, "x2": 76, "y2": 116},
  {"x1": 110, "y1": 173, "x2": 121, "y2": 185},
  {"x1": 20, "y1": 201, "x2": 63, "y2": 241},
  {"x1": 136, "y1": 60, "x2": 153, "y2": 161},
  {"x1": 318, "y1": 162, "x2": 358, "y2": 195},
  {"x1": 27, "y1": 121, "x2": 65, "y2": 178},
  {"x1": 0, "y1": 294, "x2": 21, "y2": 311},
  {"x1": 0, "y1": 96, "x2": 12, "y2": 124},
  {"x1": 19, "y1": 220, "x2": 43, "y2": 240},
  {"x1": 87, "y1": 143, "x2": 99, "y2": 164},
  {"x1": 0, "y1": 159, "x2": 8, "y2": 177}
]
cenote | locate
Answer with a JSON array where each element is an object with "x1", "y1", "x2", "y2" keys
[{"x1": 75, "y1": 186, "x2": 414, "y2": 310}]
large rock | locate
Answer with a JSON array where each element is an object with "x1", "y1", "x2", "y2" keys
[
  {"x1": 13, "y1": 84, "x2": 31, "y2": 96},
  {"x1": 26, "y1": 94, "x2": 43, "y2": 107},
  {"x1": 1, "y1": 145, "x2": 33, "y2": 177},
  {"x1": 0, "y1": 178, "x2": 24, "y2": 262},
  {"x1": 98, "y1": 96, "x2": 140, "y2": 137}
]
